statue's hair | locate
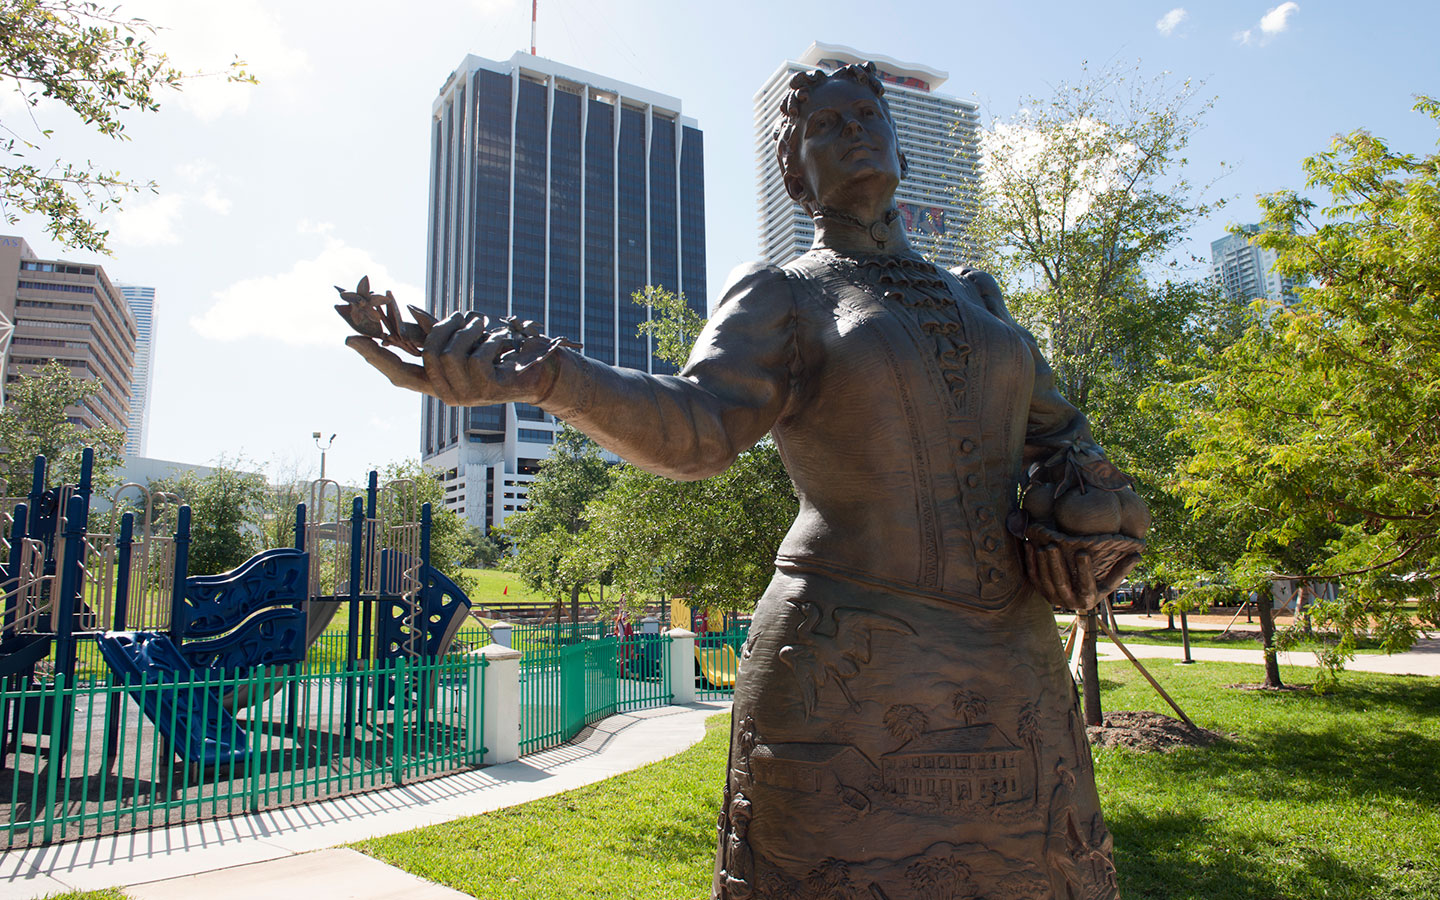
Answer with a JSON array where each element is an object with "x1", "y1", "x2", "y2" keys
[{"x1": 771, "y1": 62, "x2": 906, "y2": 213}]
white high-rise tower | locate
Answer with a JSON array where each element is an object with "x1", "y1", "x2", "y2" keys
[
  {"x1": 117, "y1": 283, "x2": 155, "y2": 457},
  {"x1": 754, "y1": 42, "x2": 981, "y2": 268}
]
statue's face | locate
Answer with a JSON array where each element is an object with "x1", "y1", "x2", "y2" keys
[{"x1": 792, "y1": 77, "x2": 902, "y2": 212}]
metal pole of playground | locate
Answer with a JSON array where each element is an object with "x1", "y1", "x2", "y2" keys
[{"x1": 313, "y1": 432, "x2": 335, "y2": 481}]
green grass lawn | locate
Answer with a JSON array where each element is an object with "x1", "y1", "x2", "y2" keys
[
  {"x1": 355, "y1": 715, "x2": 728, "y2": 900},
  {"x1": 459, "y1": 568, "x2": 552, "y2": 606},
  {"x1": 354, "y1": 661, "x2": 1440, "y2": 900}
]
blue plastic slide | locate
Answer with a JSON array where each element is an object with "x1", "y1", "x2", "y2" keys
[{"x1": 96, "y1": 631, "x2": 249, "y2": 767}]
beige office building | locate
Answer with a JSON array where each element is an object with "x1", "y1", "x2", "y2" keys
[{"x1": 0, "y1": 236, "x2": 137, "y2": 434}]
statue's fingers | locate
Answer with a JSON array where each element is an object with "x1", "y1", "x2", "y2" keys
[
  {"x1": 346, "y1": 336, "x2": 431, "y2": 394},
  {"x1": 1098, "y1": 553, "x2": 1141, "y2": 597},
  {"x1": 438, "y1": 315, "x2": 492, "y2": 394},
  {"x1": 1074, "y1": 550, "x2": 1098, "y2": 611},
  {"x1": 424, "y1": 312, "x2": 479, "y2": 403},
  {"x1": 1046, "y1": 545, "x2": 1077, "y2": 610},
  {"x1": 424, "y1": 310, "x2": 471, "y2": 354}
]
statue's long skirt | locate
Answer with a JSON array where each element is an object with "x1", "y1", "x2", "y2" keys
[{"x1": 712, "y1": 571, "x2": 1120, "y2": 900}]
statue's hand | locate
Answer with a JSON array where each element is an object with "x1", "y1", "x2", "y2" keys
[
  {"x1": 347, "y1": 311, "x2": 567, "y2": 407},
  {"x1": 1021, "y1": 537, "x2": 1140, "y2": 613}
]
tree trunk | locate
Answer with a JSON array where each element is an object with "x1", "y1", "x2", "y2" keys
[
  {"x1": 1180, "y1": 609, "x2": 1193, "y2": 663},
  {"x1": 569, "y1": 583, "x2": 582, "y2": 641},
  {"x1": 1257, "y1": 587, "x2": 1284, "y2": 689},
  {"x1": 1081, "y1": 610, "x2": 1103, "y2": 726}
]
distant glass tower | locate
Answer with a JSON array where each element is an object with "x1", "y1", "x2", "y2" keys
[
  {"x1": 423, "y1": 52, "x2": 706, "y2": 531},
  {"x1": 116, "y1": 283, "x2": 155, "y2": 457},
  {"x1": 754, "y1": 42, "x2": 981, "y2": 267},
  {"x1": 1210, "y1": 225, "x2": 1301, "y2": 309}
]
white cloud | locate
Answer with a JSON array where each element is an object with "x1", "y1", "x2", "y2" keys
[
  {"x1": 102, "y1": 159, "x2": 233, "y2": 243},
  {"x1": 115, "y1": 0, "x2": 309, "y2": 121},
  {"x1": 190, "y1": 228, "x2": 421, "y2": 346},
  {"x1": 106, "y1": 194, "x2": 184, "y2": 247},
  {"x1": 472, "y1": 0, "x2": 523, "y2": 14},
  {"x1": 1260, "y1": 1, "x2": 1300, "y2": 34},
  {"x1": 1237, "y1": 2, "x2": 1299, "y2": 44},
  {"x1": 1156, "y1": 8, "x2": 1188, "y2": 36},
  {"x1": 981, "y1": 117, "x2": 1138, "y2": 227},
  {"x1": 199, "y1": 188, "x2": 232, "y2": 215}
]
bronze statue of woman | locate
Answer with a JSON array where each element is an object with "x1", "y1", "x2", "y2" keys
[{"x1": 344, "y1": 61, "x2": 1143, "y2": 900}]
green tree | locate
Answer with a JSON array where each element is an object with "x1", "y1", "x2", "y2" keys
[
  {"x1": 633, "y1": 284, "x2": 705, "y2": 374},
  {"x1": 1176, "y1": 96, "x2": 1440, "y2": 682},
  {"x1": 0, "y1": 359, "x2": 122, "y2": 491},
  {"x1": 500, "y1": 426, "x2": 612, "y2": 615},
  {"x1": 152, "y1": 460, "x2": 267, "y2": 577},
  {"x1": 967, "y1": 65, "x2": 1229, "y2": 716},
  {"x1": 578, "y1": 438, "x2": 795, "y2": 613},
  {"x1": 969, "y1": 65, "x2": 1219, "y2": 408},
  {"x1": 374, "y1": 458, "x2": 470, "y2": 581},
  {"x1": 0, "y1": 1, "x2": 254, "y2": 252}
]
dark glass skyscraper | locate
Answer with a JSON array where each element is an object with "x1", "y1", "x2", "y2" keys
[{"x1": 422, "y1": 53, "x2": 706, "y2": 531}]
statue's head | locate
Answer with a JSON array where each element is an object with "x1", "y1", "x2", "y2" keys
[{"x1": 772, "y1": 62, "x2": 909, "y2": 215}]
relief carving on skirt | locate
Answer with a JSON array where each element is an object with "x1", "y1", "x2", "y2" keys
[
  {"x1": 776, "y1": 601, "x2": 915, "y2": 716},
  {"x1": 742, "y1": 845, "x2": 1053, "y2": 900},
  {"x1": 1045, "y1": 764, "x2": 1118, "y2": 900}
]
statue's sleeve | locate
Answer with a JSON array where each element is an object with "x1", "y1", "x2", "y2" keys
[
  {"x1": 537, "y1": 261, "x2": 795, "y2": 480},
  {"x1": 950, "y1": 267, "x2": 1099, "y2": 469}
]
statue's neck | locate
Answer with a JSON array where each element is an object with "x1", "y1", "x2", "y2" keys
[{"x1": 810, "y1": 206, "x2": 911, "y2": 255}]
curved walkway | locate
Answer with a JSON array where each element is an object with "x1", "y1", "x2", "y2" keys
[
  {"x1": 1096, "y1": 631, "x2": 1440, "y2": 677},
  {"x1": 0, "y1": 700, "x2": 733, "y2": 900}
]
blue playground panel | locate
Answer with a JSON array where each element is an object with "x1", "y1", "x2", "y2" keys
[{"x1": 96, "y1": 631, "x2": 249, "y2": 768}]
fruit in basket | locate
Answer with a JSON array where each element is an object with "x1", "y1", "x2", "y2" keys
[
  {"x1": 1053, "y1": 487, "x2": 1123, "y2": 536},
  {"x1": 1020, "y1": 481, "x2": 1056, "y2": 520},
  {"x1": 1117, "y1": 488, "x2": 1151, "y2": 539}
]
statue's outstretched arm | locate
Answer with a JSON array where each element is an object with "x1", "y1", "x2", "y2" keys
[{"x1": 343, "y1": 262, "x2": 795, "y2": 481}]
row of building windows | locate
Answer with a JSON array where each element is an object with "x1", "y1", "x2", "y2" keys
[
  {"x1": 16, "y1": 317, "x2": 89, "y2": 331},
  {"x1": 20, "y1": 262, "x2": 95, "y2": 276}
]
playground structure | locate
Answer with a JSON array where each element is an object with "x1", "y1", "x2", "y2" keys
[
  {"x1": 0, "y1": 449, "x2": 472, "y2": 777},
  {"x1": 669, "y1": 598, "x2": 743, "y2": 690}
]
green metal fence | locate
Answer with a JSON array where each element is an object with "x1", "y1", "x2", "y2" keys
[
  {"x1": 518, "y1": 633, "x2": 671, "y2": 755},
  {"x1": 695, "y1": 627, "x2": 747, "y2": 701},
  {"x1": 0, "y1": 654, "x2": 486, "y2": 847}
]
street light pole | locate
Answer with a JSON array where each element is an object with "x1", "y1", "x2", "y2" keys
[{"x1": 313, "y1": 431, "x2": 336, "y2": 480}]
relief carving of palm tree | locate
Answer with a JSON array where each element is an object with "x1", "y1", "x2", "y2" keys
[
  {"x1": 906, "y1": 855, "x2": 978, "y2": 900},
  {"x1": 1018, "y1": 701, "x2": 1042, "y2": 808},
  {"x1": 950, "y1": 689, "x2": 989, "y2": 725},
  {"x1": 883, "y1": 703, "x2": 929, "y2": 746}
]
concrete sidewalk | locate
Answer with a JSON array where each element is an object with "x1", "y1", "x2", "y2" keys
[
  {"x1": 0, "y1": 700, "x2": 732, "y2": 900},
  {"x1": 1096, "y1": 634, "x2": 1440, "y2": 677}
]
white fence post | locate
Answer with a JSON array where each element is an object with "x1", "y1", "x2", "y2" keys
[
  {"x1": 469, "y1": 643, "x2": 522, "y2": 765},
  {"x1": 666, "y1": 627, "x2": 696, "y2": 705},
  {"x1": 489, "y1": 622, "x2": 513, "y2": 648}
]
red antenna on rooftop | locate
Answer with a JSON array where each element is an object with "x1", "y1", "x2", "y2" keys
[{"x1": 531, "y1": 0, "x2": 537, "y2": 55}]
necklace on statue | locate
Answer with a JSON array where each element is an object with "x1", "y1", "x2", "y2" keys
[{"x1": 813, "y1": 206, "x2": 900, "y2": 249}]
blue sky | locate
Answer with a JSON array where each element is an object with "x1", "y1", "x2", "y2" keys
[{"x1": 3, "y1": 0, "x2": 1436, "y2": 485}]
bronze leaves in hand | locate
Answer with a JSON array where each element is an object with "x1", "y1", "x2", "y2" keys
[{"x1": 335, "y1": 276, "x2": 580, "y2": 406}]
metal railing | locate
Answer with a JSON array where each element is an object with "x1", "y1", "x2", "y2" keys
[
  {"x1": 518, "y1": 632, "x2": 672, "y2": 755},
  {"x1": 0, "y1": 654, "x2": 486, "y2": 847},
  {"x1": 695, "y1": 627, "x2": 747, "y2": 701}
]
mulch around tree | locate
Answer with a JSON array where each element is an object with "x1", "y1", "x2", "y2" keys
[{"x1": 1087, "y1": 710, "x2": 1232, "y2": 753}]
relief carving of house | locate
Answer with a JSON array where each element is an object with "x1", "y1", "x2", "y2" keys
[
  {"x1": 881, "y1": 724, "x2": 1027, "y2": 808},
  {"x1": 749, "y1": 742, "x2": 877, "y2": 795}
]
